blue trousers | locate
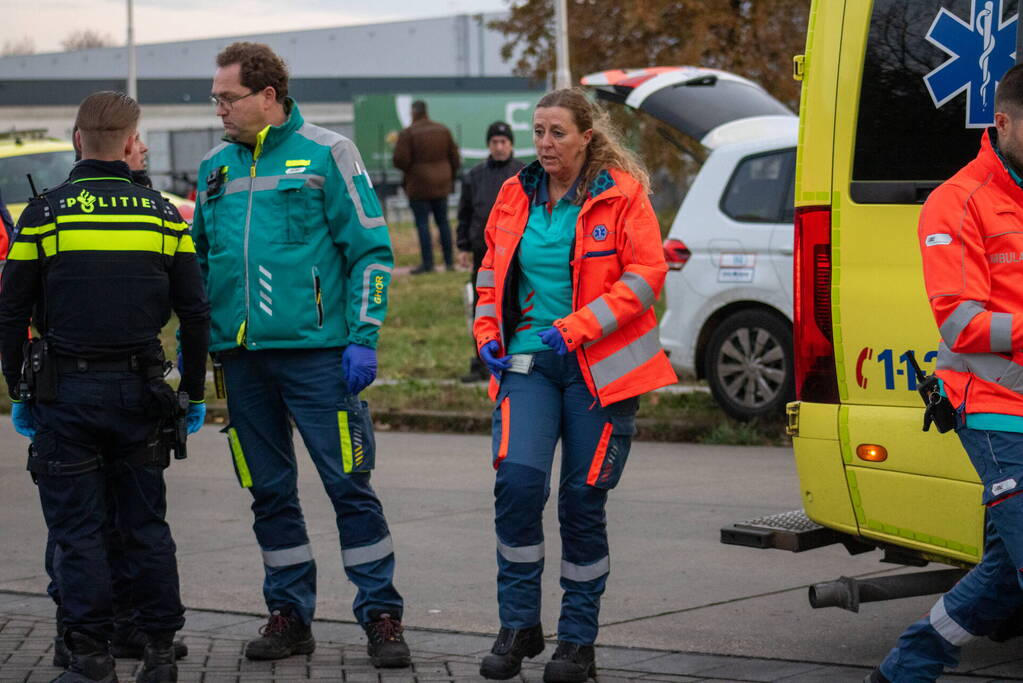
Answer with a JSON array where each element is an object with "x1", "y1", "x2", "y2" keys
[
  {"x1": 409, "y1": 197, "x2": 453, "y2": 270},
  {"x1": 490, "y1": 350, "x2": 637, "y2": 644},
  {"x1": 32, "y1": 370, "x2": 184, "y2": 642},
  {"x1": 880, "y1": 426, "x2": 1023, "y2": 681},
  {"x1": 220, "y1": 347, "x2": 402, "y2": 625}
]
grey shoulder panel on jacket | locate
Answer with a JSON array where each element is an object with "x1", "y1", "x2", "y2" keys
[
  {"x1": 200, "y1": 141, "x2": 230, "y2": 163},
  {"x1": 295, "y1": 123, "x2": 385, "y2": 229}
]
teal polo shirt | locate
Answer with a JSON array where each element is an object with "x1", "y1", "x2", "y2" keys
[{"x1": 507, "y1": 173, "x2": 582, "y2": 354}]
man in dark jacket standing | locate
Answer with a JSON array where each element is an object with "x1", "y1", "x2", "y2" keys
[
  {"x1": 455, "y1": 121, "x2": 524, "y2": 381},
  {"x1": 392, "y1": 100, "x2": 461, "y2": 274}
]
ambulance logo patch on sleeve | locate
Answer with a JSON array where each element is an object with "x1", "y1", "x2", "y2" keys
[{"x1": 592, "y1": 225, "x2": 608, "y2": 241}]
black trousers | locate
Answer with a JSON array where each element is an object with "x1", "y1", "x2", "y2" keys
[{"x1": 32, "y1": 370, "x2": 183, "y2": 641}]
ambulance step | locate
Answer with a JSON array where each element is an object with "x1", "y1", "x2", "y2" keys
[{"x1": 720, "y1": 509, "x2": 839, "y2": 552}]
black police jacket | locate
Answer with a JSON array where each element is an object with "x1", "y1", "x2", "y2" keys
[{"x1": 0, "y1": 159, "x2": 211, "y2": 401}]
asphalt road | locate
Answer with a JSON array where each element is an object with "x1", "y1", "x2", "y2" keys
[{"x1": 1, "y1": 421, "x2": 1021, "y2": 678}]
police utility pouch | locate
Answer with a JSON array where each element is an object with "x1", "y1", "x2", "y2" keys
[
  {"x1": 905, "y1": 350, "x2": 955, "y2": 433},
  {"x1": 21, "y1": 338, "x2": 57, "y2": 403}
]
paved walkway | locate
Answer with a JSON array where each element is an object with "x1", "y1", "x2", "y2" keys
[{"x1": 1, "y1": 592, "x2": 1013, "y2": 683}]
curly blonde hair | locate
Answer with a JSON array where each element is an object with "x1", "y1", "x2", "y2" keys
[{"x1": 535, "y1": 88, "x2": 650, "y2": 204}]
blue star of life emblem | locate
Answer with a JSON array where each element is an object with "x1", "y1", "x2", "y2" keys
[
  {"x1": 592, "y1": 225, "x2": 608, "y2": 241},
  {"x1": 924, "y1": 0, "x2": 1018, "y2": 128}
]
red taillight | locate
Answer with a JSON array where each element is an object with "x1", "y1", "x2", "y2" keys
[
  {"x1": 793, "y1": 205, "x2": 839, "y2": 403},
  {"x1": 663, "y1": 238, "x2": 691, "y2": 270}
]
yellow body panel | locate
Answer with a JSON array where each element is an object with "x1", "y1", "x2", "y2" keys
[{"x1": 791, "y1": 0, "x2": 986, "y2": 567}]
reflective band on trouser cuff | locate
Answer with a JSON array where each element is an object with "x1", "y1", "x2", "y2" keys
[
  {"x1": 588, "y1": 327, "x2": 662, "y2": 390},
  {"x1": 228, "y1": 428, "x2": 252, "y2": 488},
  {"x1": 498, "y1": 540, "x2": 544, "y2": 563},
  {"x1": 991, "y1": 312, "x2": 1014, "y2": 352},
  {"x1": 929, "y1": 596, "x2": 974, "y2": 646},
  {"x1": 262, "y1": 543, "x2": 314, "y2": 568},
  {"x1": 621, "y1": 272, "x2": 656, "y2": 309},
  {"x1": 562, "y1": 556, "x2": 610, "y2": 582},
  {"x1": 939, "y1": 300, "x2": 985, "y2": 347},
  {"x1": 475, "y1": 303, "x2": 497, "y2": 323},
  {"x1": 476, "y1": 269, "x2": 495, "y2": 288},
  {"x1": 342, "y1": 535, "x2": 394, "y2": 567},
  {"x1": 587, "y1": 297, "x2": 618, "y2": 336},
  {"x1": 936, "y1": 342, "x2": 1023, "y2": 392}
]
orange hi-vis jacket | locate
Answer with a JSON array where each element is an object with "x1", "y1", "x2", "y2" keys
[
  {"x1": 921, "y1": 130, "x2": 1023, "y2": 416},
  {"x1": 473, "y1": 162, "x2": 677, "y2": 406}
]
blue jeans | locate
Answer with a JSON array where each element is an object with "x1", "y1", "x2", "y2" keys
[
  {"x1": 32, "y1": 370, "x2": 184, "y2": 641},
  {"x1": 879, "y1": 426, "x2": 1023, "y2": 681},
  {"x1": 220, "y1": 347, "x2": 402, "y2": 625},
  {"x1": 409, "y1": 197, "x2": 453, "y2": 270},
  {"x1": 490, "y1": 350, "x2": 638, "y2": 644}
]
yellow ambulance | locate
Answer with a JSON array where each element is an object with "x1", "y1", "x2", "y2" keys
[{"x1": 725, "y1": 0, "x2": 1021, "y2": 606}]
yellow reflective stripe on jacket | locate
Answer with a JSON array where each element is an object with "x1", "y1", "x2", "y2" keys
[
  {"x1": 57, "y1": 213, "x2": 171, "y2": 228},
  {"x1": 54, "y1": 229, "x2": 180, "y2": 255},
  {"x1": 17, "y1": 223, "x2": 55, "y2": 235},
  {"x1": 7, "y1": 242, "x2": 39, "y2": 260},
  {"x1": 177, "y1": 234, "x2": 196, "y2": 253}
]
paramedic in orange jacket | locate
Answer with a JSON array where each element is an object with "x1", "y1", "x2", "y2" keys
[
  {"x1": 472, "y1": 89, "x2": 676, "y2": 683},
  {"x1": 871, "y1": 64, "x2": 1023, "y2": 682}
]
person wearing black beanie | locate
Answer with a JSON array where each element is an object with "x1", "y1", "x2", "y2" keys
[{"x1": 456, "y1": 121, "x2": 524, "y2": 382}]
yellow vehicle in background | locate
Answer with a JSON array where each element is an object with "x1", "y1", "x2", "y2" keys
[
  {"x1": 723, "y1": 0, "x2": 1023, "y2": 611},
  {"x1": 0, "y1": 130, "x2": 195, "y2": 226}
]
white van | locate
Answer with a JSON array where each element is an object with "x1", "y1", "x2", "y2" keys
[{"x1": 582, "y1": 67, "x2": 797, "y2": 420}]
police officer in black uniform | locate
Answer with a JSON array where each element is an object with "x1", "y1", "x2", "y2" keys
[{"x1": 0, "y1": 91, "x2": 210, "y2": 683}]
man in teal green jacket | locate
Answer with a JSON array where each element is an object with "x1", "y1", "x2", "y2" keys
[{"x1": 192, "y1": 42, "x2": 410, "y2": 669}]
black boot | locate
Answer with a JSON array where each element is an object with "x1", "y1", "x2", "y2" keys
[
  {"x1": 135, "y1": 633, "x2": 176, "y2": 683},
  {"x1": 244, "y1": 607, "x2": 315, "y2": 660},
  {"x1": 53, "y1": 606, "x2": 70, "y2": 669},
  {"x1": 110, "y1": 625, "x2": 188, "y2": 661},
  {"x1": 543, "y1": 641, "x2": 596, "y2": 683},
  {"x1": 364, "y1": 611, "x2": 411, "y2": 668},
  {"x1": 864, "y1": 670, "x2": 890, "y2": 683},
  {"x1": 479, "y1": 625, "x2": 544, "y2": 680},
  {"x1": 50, "y1": 631, "x2": 117, "y2": 682}
]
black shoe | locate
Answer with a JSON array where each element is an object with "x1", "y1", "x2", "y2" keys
[
  {"x1": 53, "y1": 634, "x2": 71, "y2": 668},
  {"x1": 110, "y1": 627, "x2": 188, "y2": 661},
  {"x1": 364, "y1": 612, "x2": 411, "y2": 668},
  {"x1": 243, "y1": 608, "x2": 315, "y2": 661},
  {"x1": 864, "y1": 670, "x2": 890, "y2": 683},
  {"x1": 410, "y1": 265, "x2": 434, "y2": 275},
  {"x1": 479, "y1": 625, "x2": 545, "y2": 680},
  {"x1": 543, "y1": 641, "x2": 596, "y2": 683},
  {"x1": 51, "y1": 631, "x2": 117, "y2": 682},
  {"x1": 135, "y1": 635, "x2": 176, "y2": 683}
]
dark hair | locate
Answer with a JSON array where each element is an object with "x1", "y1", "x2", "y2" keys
[
  {"x1": 74, "y1": 91, "x2": 140, "y2": 157},
  {"x1": 996, "y1": 64, "x2": 1023, "y2": 115},
  {"x1": 411, "y1": 100, "x2": 428, "y2": 119},
  {"x1": 216, "y1": 42, "x2": 289, "y2": 102},
  {"x1": 535, "y1": 88, "x2": 649, "y2": 202}
]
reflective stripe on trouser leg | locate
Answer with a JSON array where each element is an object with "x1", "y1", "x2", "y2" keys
[{"x1": 219, "y1": 350, "x2": 317, "y2": 624}]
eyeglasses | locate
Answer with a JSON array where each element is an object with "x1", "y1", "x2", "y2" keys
[{"x1": 209, "y1": 90, "x2": 259, "y2": 110}]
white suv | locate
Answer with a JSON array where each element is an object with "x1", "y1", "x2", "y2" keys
[{"x1": 582, "y1": 67, "x2": 797, "y2": 420}]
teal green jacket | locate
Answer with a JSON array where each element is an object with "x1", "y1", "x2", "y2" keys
[{"x1": 193, "y1": 100, "x2": 392, "y2": 352}]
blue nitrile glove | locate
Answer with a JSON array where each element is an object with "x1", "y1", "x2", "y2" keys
[
  {"x1": 480, "y1": 340, "x2": 512, "y2": 379},
  {"x1": 11, "y1": 402, "x2": 36, "y2": 439},
  {"x1": 538, "y1": 327, "x2": 569, "y2": 355},
  {"x1": 186, "y1": 401, "x2": 206, "y2": 435},
  {"x1": 343, "y1": 344, "x2": 378, "y2": 395}
]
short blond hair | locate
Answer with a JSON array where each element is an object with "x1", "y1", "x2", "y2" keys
[{"x1": 74, "y1": 91, "x2": 139, "y2": 157}]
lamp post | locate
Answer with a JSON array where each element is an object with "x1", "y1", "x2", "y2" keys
[
  {"x1": 553, "y1": 0, "x2": 571, "y2": 89},
  {"x1": 127, "y1": 0, "x2": 137, "y2": 100}
]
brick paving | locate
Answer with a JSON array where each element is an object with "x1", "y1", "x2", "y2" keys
[{"x1": 1, "y1": 593, "x2": 1019, "y2": 683}]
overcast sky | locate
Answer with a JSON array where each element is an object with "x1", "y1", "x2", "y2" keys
[{"x1": 2, "y1": 0, "x2": 510, "y2": 54}]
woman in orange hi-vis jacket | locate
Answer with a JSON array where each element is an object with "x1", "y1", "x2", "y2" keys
[{"x1": 472, "y1": 89, "x2": 677, "y2": 682}]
